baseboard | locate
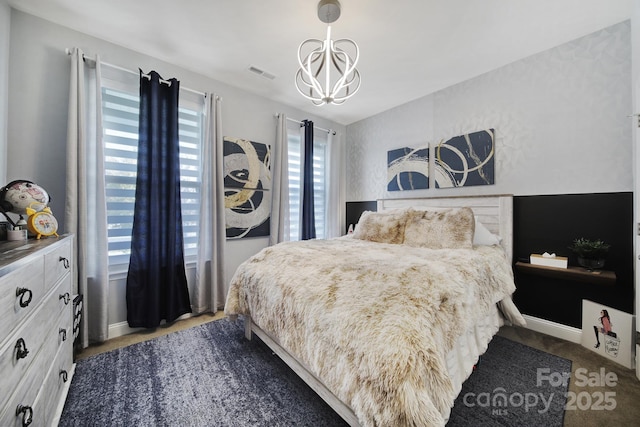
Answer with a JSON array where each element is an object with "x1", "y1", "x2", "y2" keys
[
  {"x1": 522, "y1": 314, "x2": 582, "y2": 344},
  {"x1": 107, "y1": 312, "x2": 200, "y2": 340},
  {"x1": 636, "y1": 344, "x2": 640, "y2": 380},
  {"x1": 108, "y1": 321, "x2": 137, "y2": 340}
]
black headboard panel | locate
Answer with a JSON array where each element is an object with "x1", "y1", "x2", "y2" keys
[{"x1": 345, "y1": 201, "x2": 377, "y2": 234}]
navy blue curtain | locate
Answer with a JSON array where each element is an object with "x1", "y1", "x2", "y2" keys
[
  {"x1": 301, "y1": 120, "x2": 316, "y2": 240},
  {"x1": 126, "y1": 70, "x2": 191, "y2": 328}
]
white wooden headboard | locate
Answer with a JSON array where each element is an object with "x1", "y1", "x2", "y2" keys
[{"x1": 377, "y1": 194, "x2": 514, "y2": 262}]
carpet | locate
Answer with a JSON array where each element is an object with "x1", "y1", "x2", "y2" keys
[
  {"x1": 60, "y1": 320, "x2": 570, "y2": 427},
  {"x1": 447, "y1": 335, "x2": 571, "y2": 426}
]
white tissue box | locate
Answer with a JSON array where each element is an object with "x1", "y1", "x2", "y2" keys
[{"x1": 530, "y1": 253, "x2": 568, "y2": 269}]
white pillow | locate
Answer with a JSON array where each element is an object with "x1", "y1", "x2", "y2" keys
[{"x1": 473, "y1": 219, "x2": 502, "y2": 246}]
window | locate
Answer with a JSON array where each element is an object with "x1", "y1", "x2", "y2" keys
[
  {"x1": 287, "y1": 122, "x2": 328, "y2": 240},
  {"x1": 101, "y1": 68, "x2": 204, "y2": 267}
]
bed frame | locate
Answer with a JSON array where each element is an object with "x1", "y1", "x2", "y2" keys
[{"x1": 244, "y1": 194, "x2": 514, "y2": 427}]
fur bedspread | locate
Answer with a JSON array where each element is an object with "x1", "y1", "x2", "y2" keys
[{"x1": 225, "y1": 238, "x2": 523, "y2": 427}]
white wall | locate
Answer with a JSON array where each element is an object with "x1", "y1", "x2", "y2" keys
[
  {"x1": 346, "y1": 21, "x2": 632, "y2": 201},
  {"x1": 6, "y1": 10, "x2": 345, "y2": 331},
  {"x1": 0, "y1": 0, "x2": 9, "y2": 186}
]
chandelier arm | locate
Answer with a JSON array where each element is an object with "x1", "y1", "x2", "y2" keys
[
  {"x1": 296, "y1": 69, "x2": 325, "y2": 102},
  {"x1": 312, "y1": 53, "x2": 326, "y2": 80},
  {"x1": 296, "y1": 54, "x2": 326, "y2": 103},
  {"x1": 295, "y1": 77, "x2": 322, "y2": 102},
  {"x1": 295, "y1": 70, "x2": 315, "y2": 91},
  {"x1": 306, "y1": 53, "x2": 326, "y2": 98},
  {"x1": 329, "y1": 55, "x2": 351, "y2": 98},
  {"x1": 328, "y1": 41, "x2": 359, "y2": 99},
  {"x1": 331, "y1": 51, "x2": 360, "y2": 96},
  {"x1": 334, "y1": 39, "x2": 360, "y2": 60},
  {"x1": 324, "y1": 29, "x2": 333, "y2": 101},
  {"x1": 297, "y1": 39, "x2": 332, "y2": 102},
  {"x1": 330, "y1": 53, "x2": 345, "y2": 75},
  {"x1": 297, "y1": 39, "x2": 323, "y2": 69},
  {"x1": 333, "y1": 64, "x2": 359, "y2": 87},
  {"x1": 333, "y1": 42, "x2": 360, "y2": 70},
  {"x1": 332, "y1": 70, "x2": 361, "y2": 102}
]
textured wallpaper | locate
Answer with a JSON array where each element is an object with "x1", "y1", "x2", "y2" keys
[{"x1": 346, "y1": 21, "x2": 632, "y2": 202}]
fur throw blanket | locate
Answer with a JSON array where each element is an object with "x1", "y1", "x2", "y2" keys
[{"x1": 225, "y1": 238, "x2": 524, "y2": 427}]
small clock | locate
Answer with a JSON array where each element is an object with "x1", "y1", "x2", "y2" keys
[{"x1": 25, "y1": 206, "x2": 59, "y2": 239}]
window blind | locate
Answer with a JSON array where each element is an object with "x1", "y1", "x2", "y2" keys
[{"x1": 287, "y1": 123, "x2": 328, "y2": 241}]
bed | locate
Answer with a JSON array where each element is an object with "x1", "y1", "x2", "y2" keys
[{"x1": 224, "y1": 195, "x2": 526, "y2": 427}]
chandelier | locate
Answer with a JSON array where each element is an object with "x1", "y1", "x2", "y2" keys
[{"x1": 295, "y1": 0, "x2": 361, "y2": 106}]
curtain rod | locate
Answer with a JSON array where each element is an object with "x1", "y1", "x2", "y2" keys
[
  {"x1": 274, "y1": 113, "x2": 335, "y2": 135},
  {"x1": 65, "y1": 48, "x2": 206, "y2": 97}
]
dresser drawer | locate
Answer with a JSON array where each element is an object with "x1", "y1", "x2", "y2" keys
[
  {"x1": 0, "y1": 368, "x2": 46, "y2": 427},
  {"x1": 40, "y1": 277, "x2": 73, "y2": 375},
  {"x1": 44, "y1": 240, "x2": 72, "y2": 292},
  {"x1": 53, "y1": 274, "x2": 73, "y2": 329},
  {"x1": 42, "y1": 325, "x2": 74, "y2": 422},
  {"x1": 0, "y1": 257, "x2": 45, "y2": 345},
  {"x1": 0, "y1": 340, "x2": 47, "y2": 427},
  {"x1": 0, "y1": 285, "x2": 64, "y2": 406}
]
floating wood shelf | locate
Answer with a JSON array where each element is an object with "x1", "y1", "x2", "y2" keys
[{"x1": 514, "y1": 261, "x2": 616, "y2": 286}]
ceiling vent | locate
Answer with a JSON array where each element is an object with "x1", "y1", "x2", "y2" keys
[{"x1": 248, "y1": 65, "x2": 276, "y2": 80}]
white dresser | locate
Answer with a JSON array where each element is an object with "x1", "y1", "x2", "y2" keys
[{"x1": 0, "y1": 235, "x2": 74, "y2": 427}]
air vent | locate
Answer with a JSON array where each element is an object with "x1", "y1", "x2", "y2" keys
[{"x1": 248, "y1": 65, "x2": 276, "y2": 80}]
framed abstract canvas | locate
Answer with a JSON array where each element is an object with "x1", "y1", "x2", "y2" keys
[
  {"x1": 387, "y1": 146, "x2": 429, "y2": 191},
  {"x1": 433, "y1": 129, "x2": 495, "y2": 188},
  {"x1": 223, "y1": 136, "x2": 271, "y2": 239}
]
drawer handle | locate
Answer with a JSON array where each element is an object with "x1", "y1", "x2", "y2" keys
[
  {"x1": 15, "y1": 338, "x2": 29, "y2": 360},
  {"x1": 16, "y1": 288, "x2": 33, "y2": 308},
  {"x1": 15, "y1": 405, "x2": 33, "y2": 427},
  {"x1": 60, "y1": 369, "x2": 68, "y2": 382},
  {"x1": 59, "y1": 256, "x2": 70, "y2": 269},
  {"x1": 59, "y1": 292, "x2": 70, "y2": 305},
  {"x1": 59, "y1": 328, "x2": 67, "y2": 341}
]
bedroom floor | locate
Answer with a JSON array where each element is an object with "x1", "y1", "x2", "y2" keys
[
  {"x1": 75, "y1": 311, "x2": 226, "y2": 359},
  {"x1": 497, "y1": 326, "x2": 640, "y2": 427},
  {"x1": 76, "y1": 316, "x2": 639, "y2": 427}
]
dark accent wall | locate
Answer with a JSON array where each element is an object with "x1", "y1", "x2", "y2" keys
[
  {"x1": 345, "y1": 201, "x2": 377, "y2": 234},
  {"x1": 513, "y1": 192, "x2": 634, "y2": 328}
]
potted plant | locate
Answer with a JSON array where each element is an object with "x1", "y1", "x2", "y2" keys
[{"x1": 568, "y1": 237, "x2": 611, "y2": 270}]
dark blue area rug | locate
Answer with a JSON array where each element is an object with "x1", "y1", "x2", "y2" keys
[
  {"x1": 60, "y1": 319, "x2": 346, "y2": 427},
  {"x1": 447, "y1": 335, "x2": 571, "y2": 427},
  {"x1": 60, "y1": 320, "x2": 570, "y2": 427}
]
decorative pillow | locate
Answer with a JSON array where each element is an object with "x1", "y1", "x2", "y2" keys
[
  {"x1": 403, "y1": 207, "x2": 475, "y2": 249},
  {"x1": 351, "y1": 209, "x2": 410, "y2": 244},
  {"x1": 473, "y1": 218, "x2": 502, "y2": 246}
]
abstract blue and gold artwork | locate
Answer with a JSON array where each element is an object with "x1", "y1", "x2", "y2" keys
[
  {"x1": 223, "y1": 136, "x2": 271, "y2": 239},
  {"x1": 387, "y1": 146, "x2": 430, "y2": 191},
  {"x1": 434, "y1": 129, "x2": 495, "y2": 188}
]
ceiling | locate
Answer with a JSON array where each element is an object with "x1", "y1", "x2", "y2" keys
[{"x1": 7, "y1": 0, "x2": 633, "y2": 125}]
